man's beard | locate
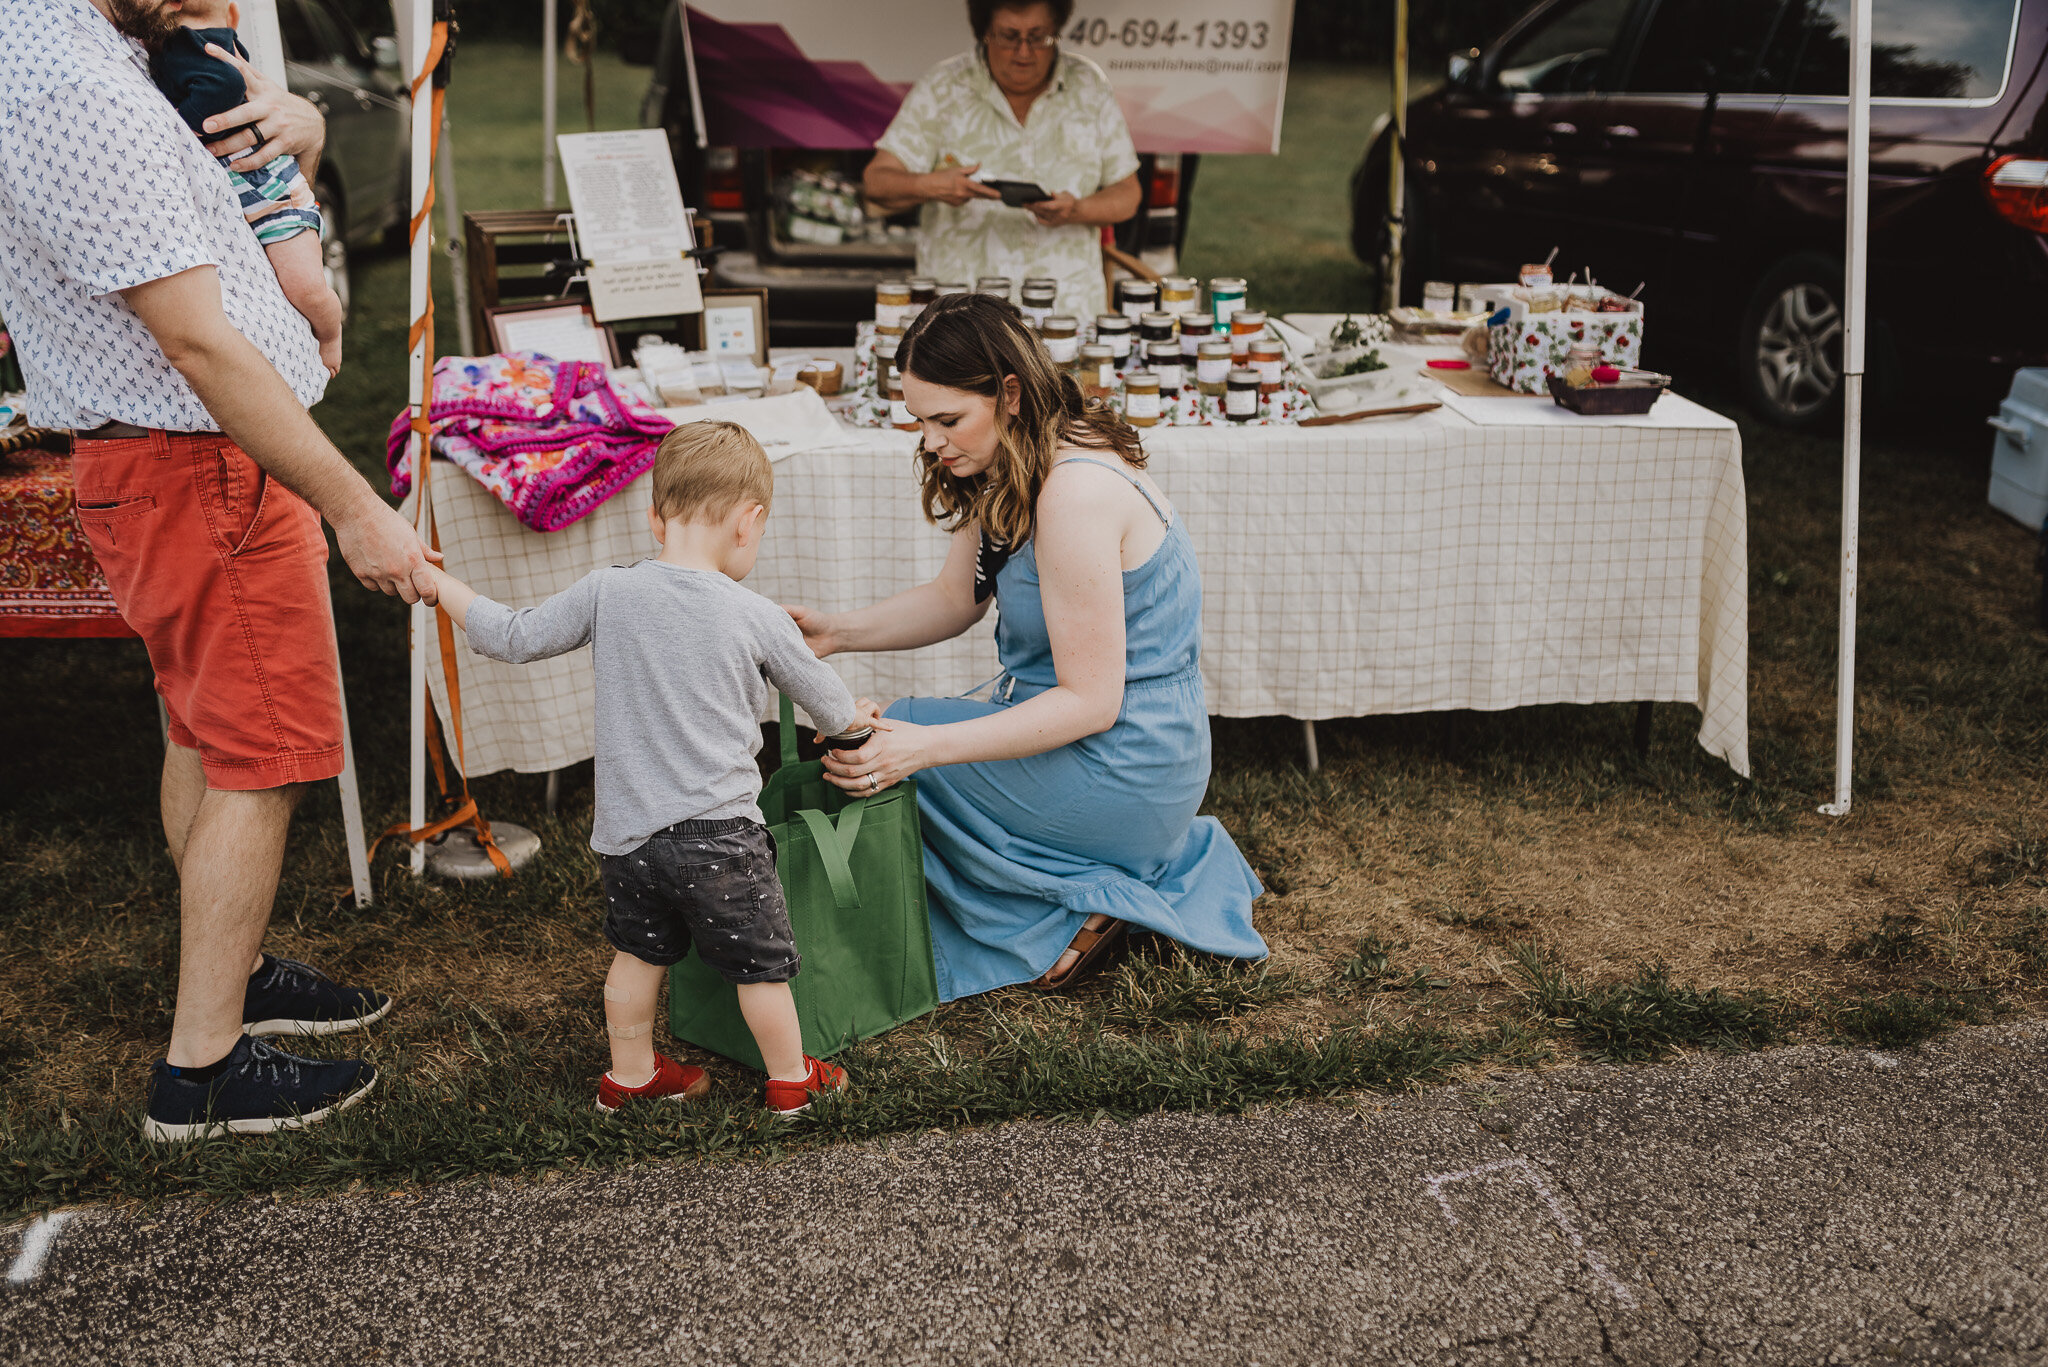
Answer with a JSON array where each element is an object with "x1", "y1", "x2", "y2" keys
[{"x1": 105, "y1": 0, "x2": 183, "y2": 48}]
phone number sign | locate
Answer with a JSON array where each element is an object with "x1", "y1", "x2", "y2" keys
[{"x1": 1062, "y1": 2, "x2": 1295, "y2": 154}]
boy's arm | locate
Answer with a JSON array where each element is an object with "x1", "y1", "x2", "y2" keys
[
  {"x1": 426, "y1": 565, "x2": 479, "y2": 629},
  {"x1": 460, "y1": 570, "x2": 605, "y2": 665},
  {"x1": 759, "y1": 607, "x2": 859, "y2": 736}
]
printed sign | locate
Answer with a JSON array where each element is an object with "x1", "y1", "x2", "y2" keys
[{"x1": 681, "y1": 0, "x2": 1293, "y2": 154}]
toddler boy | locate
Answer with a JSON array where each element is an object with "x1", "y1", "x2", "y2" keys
[
  {"x1": 430, "y1": 421, "x2": 862, "y2": 1114},
  {"x1": 150, "y1": 1, "x2": 345, "y2": 374}
]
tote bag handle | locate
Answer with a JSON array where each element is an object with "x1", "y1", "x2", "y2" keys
[{"x1": 778, "y1": 693, "x2": 868, "y2": 912}]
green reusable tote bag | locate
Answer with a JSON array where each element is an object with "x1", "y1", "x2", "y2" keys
[{"x1": 668, "y1": 695, "x2": 940, "y2": 1069}]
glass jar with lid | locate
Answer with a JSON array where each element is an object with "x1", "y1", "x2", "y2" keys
[
  {"x1": 1224, "y1": 368, "x2": 1260, "y2": 422},
  {"x1": 975, "y1": 276, "x2": 1013, "y2": 300},
  {"x1": 1078, "y1": 342, "x2": 1117, "y2": 400},
  {"x1": 875, "y1": 280, "x2": 911, "y2": 328},
  {"x1": 1145, "y1": 339, "x2": 1184, "y2": 397},
  {"x1": 1019, "y1": 279, "x2": 1059, "y2": 328},
  {"x1": 1093, "y1": 314, "x2": 1135, "y2": 363},
  {"x1": 1138, "y1": 311, "x2": 1177, "y2": 346},
  {"x1": 1179, "y1": 311, "x2": 1214, "y2": 358},
  {"x1": 1209, "y1": 277, "x2": 1247, "y2": 326},
  {"x1": 1228, "y1": 309, "x2": 1268, "y2": 365},
  {"x1": 908, "y1": 277, "x2": 938, "y2": 305},
  {"x1": 1115, "y1": 278, "x2": 1159, "y2": 321},
  {"x1": 1160, "y1": 275, "x2": 1198, "y2": 308},
  {"x1": 1123, "y1": 372, "x2": 1160, "y2": 427},
  {"x1": 884, "y1": 367, "x2": 918, "y2": 431},
  {"x1": 934, "y1": 282, "x2": 971, "y2": 297},
  {"x1": 1196, "y1": 339, "x2": 1233, "y2": 397},
  {"x1": 1249, "y1": 336, "x2": 1287, "y2": 396},
  {"x1": 1039, "y1": 314, "x2": 1079, "y2": 365}
]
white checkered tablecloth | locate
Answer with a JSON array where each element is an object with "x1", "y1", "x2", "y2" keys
[{"x1": 411, "y1": 395, "x2": 1748, "y2": 778}]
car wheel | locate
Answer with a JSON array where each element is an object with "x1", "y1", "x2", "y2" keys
[
  {"x1": 318, "y1": 187, "x2": 351, "y2": 321},
  {"x1": 1739, "y1": 252, "x2": 1844, "y2": 428},
  {"x1": 1348, "y1": 124, "x2": 1432, "y2": 307}
]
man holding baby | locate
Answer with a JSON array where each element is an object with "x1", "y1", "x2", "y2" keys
[{"x1": 0, "y1": 0, "x2": 433, "y2": 1140}]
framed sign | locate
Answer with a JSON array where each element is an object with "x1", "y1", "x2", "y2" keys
[
  {"x1": 698, "y1": 290, "x2": 769, "y2": 366},
  {"x1": 485, "y1": 301, "x2": 619, "y2": 367}
]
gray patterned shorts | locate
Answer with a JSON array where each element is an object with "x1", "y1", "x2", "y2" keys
[{"x1": 599, "y1": 817, "x2": 799, "y2": 984}]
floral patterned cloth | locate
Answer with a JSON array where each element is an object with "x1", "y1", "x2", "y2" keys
[
  {"x1": 0, "y1": 446, "x2": 132, "y2": 639},
  {"x1": 876, "y1": 50, "x2": 1140, "y2": 321},
  {"x1": 1488, "y1": 306, "x2": 1646, "y2": 395},
  {"x1": 386, "y1": 353, "x2": 673, "y2": 533}
]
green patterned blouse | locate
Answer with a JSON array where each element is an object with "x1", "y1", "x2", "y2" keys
[{"x1": 877, "y1": 50, "x2": 1140, "y2": 321}]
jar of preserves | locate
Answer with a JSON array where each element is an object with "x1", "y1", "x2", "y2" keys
[
  {"x1": 1138, "y1": 311, "x2": 1177, "y2": 345},
  {"x1": 908, "y1": 277, "x2": 938, "y2": 305},
  {"x1": 1145, "y1": 339, "x2": 1184, "y2": 396},
  {"x1": 1115, "y1": 278, "x2": 1159, "y2": 320},
  {"x1": 1249, "y1": 336, "x2": 1286, "y2": 396},
  {"x1": 1209, "y1": 277, "x2": 1247, "y2": 326},
  {"x1": 975, "y1": 275, "x2": 1013, "y2": 300},
  {"x1": 1160, "y1": 275, "x2": 1198, "y2": 308},
  {"x1": 1196, "y1": 339, "x2": 1233, "y2": 397},
  {"x1": 1078, "y1": 342, "x2": 1117, "y2": 399},
  {"x1": 1093, "y1": 314, "x2": 1135, "y2": 363},
  {"x1": 1229, "y1": 308, "x2": 1268, "y2": 365},
  {"x1": 875, "y1": 280, "x2": 911, "y2": 329},
  {"x1": 873, "y1": 335, "x2": 900, "y2": 378},
  {"x1": 1039, "y1": 314, "x2": 1080, "y2": 365},
  {"x1": 1224, "y1": 368, "x2": 1260, "y2": 422},
  {"x1": 1178, "y1": 311, "x2": 1214, "y2": 358},
  {"x1": 1123, "y1": 372, "x2": 1160, "y2": 427},
  {"x1": 1019, "y1": 279, "x2": 1059, "y2": 328},
  {"x1": 884, "y1": 367, "x2": 918, "y2": 431}
]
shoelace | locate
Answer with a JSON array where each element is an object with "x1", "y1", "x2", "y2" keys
[
  {"x1": 241, "y1": 1038, "x2": 308, "y2": 1089},
  {"x1": 263, "y1": 956, "x2": 334, "y2": 994}
]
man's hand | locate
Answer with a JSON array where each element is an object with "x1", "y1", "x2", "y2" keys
[
  {"x1": 332, "y1": 499, "x2": 442, "y2": 605},
  {"x1": 1027, "y1": 191, "x2": 1080, "y2": 228},
  {"x1": 922, "y1": 164, "x2": 1004, "y2": 208},
  {"x1": 200, "y1": 43, "x2": 326, "y2": 179}
]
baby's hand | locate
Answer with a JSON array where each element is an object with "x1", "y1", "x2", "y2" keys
[{"x1": 853, "y1": 697, "x2": 887, "y2": 726}]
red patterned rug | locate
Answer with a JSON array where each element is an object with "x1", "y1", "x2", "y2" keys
[{"x1": 0, "y1": 448, "x2": 134, "y2": 639}]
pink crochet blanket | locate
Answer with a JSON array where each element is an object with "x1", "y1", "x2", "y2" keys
[{"x1": 387, "y1": 352, "x2": 672, "y2": 532}]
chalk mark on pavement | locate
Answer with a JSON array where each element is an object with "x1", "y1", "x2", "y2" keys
[{"x1": 1422, "y1": 1156, "x2": 1638, "y2": 1309}]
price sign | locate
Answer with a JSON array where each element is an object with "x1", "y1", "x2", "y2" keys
[{"x1": 1057, "y1": 2, "x2": 1294, "y2": 153}]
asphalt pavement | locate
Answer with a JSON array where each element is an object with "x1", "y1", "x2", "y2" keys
[{"x1": 5, "y1": 1019, "x2": 2045, "y2": 1365}]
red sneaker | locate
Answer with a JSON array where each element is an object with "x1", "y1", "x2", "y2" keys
[
  {"x1": 596, "y1": 1053, "x2": 710, "y2": 1112},
  {"x1": 763, "y1": 1055, "x2": 848, "y2": 1116}
]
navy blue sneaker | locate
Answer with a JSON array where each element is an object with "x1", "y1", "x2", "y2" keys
[
  {"x1": 143, "y1": 1036, "x2": 377, "y2": 1142},
  {"x1": 243, "y1": 955, "x2": 393, "y2": 1038}
]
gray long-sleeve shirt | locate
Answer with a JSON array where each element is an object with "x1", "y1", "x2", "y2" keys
[{"x1": 464, "y1": 560, "x2": 858, "y2": 855}]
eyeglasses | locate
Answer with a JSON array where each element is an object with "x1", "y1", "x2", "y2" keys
[{"x1": 986, "y1": 29, "x2": 1057, "y2": 52}]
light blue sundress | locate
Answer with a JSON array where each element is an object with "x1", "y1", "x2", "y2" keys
[{"x1": 885, "y1": 457, "x2": 1268, "y2": 1000}]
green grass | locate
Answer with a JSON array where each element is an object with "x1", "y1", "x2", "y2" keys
[{"x1": 5, "y1": 44, "x2": 2047, "y2": 1216}]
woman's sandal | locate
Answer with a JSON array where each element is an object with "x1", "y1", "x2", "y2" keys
[{"x1": 1031, "y1": 917, "x2": 1129, "y2": 991}]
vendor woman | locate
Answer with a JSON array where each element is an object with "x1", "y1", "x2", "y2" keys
[{"x1": 862, "y1": 0, "x2": 1141, "y2": 320}]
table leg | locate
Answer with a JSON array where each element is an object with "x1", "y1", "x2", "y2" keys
[
  {"x1": 1302, "y1": 720, "x2": 1321, "y2": 774},
  {"x1": 1634, "y1": 701, "x2": 1654, "y2": 757},
  {"x1": 545, "y1": 768, "x2": 561, "y2": 816}
]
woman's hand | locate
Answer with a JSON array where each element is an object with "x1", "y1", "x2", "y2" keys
[
  {"x1": 201, "y1": 43, "x2": 327, "y2": 176},
  {"x1": 1027, "y1": 191, "x2": 1080, "y2": 228},
  {"x1": 821, "y1": 717, "x2": 929, "y2": 795},
  {"x1": 923, "y1": 164, "x2": 1004, "y2": 207},
  {"x1": 783, "y1": 603, "x2": 843, "y2": 658}
]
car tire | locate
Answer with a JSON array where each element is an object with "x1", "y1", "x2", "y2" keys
[
  {"x1": 1738, "y1": 251, "x2": 1845, "y2": 429},
  {"x1": 1349, "y1": 124, "x2": 1433, "y2": 308},
  {"x1": 317, "y1": 183, "x2": 351, "y2": 322}
]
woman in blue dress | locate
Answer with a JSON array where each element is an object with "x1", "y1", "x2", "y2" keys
[{"x1": 785, "y1": 293, "x2": 1265, "y2": 998}]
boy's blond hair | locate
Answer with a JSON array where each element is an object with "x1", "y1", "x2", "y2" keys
[{"x1": 650, "y1": 421, "x2": 773, "y2": 524}]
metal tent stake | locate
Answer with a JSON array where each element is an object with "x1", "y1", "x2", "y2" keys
[{"x1": 1821, "y1": 0, "x2": 1872, "y2": 819}]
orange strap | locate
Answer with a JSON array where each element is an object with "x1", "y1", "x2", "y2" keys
[{"x1": 375, "y1": 21, "x2": 513, "y2": 879}]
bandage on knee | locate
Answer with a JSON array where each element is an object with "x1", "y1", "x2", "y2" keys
[
  {"x1": 602, "y1": 984, "x2": 631, "y2": 1002},
  {"x1": 605, "y1": 1021, "x2": 650, "y2": 1039}
]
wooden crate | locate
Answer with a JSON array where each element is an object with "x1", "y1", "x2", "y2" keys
[{"x1": 462, "y1": 209, "x2": 712, "y2": 357}]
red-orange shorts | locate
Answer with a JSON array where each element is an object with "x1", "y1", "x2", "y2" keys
[{"x1": 72, "y1": 429, "x2": 344, "y2": 791}]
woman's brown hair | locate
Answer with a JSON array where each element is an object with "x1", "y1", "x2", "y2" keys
[{"x1": 898, "y1": 292, "x2": 1144, "y2": 548}]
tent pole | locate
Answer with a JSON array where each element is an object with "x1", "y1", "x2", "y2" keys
[
  {"x1": 406, "y1": 0, "x2": 434, "y2": 873},
  {"x1": 1821, "y1": 0, "x2": 1872, "y2": 818},
  {"x1": 1385, "y1": 0, "x2": 1408, "y2": 310},
  {"x1": 542, "y1": 0, "x2": 559, "y2": 203},
  {"x1": 436, "y1": 108, "x2": 473, "y2": 355}
]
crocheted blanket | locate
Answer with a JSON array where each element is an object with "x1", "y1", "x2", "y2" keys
[{"x1": 387, "y1": 352, "x2": 672, "y2": 533}]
